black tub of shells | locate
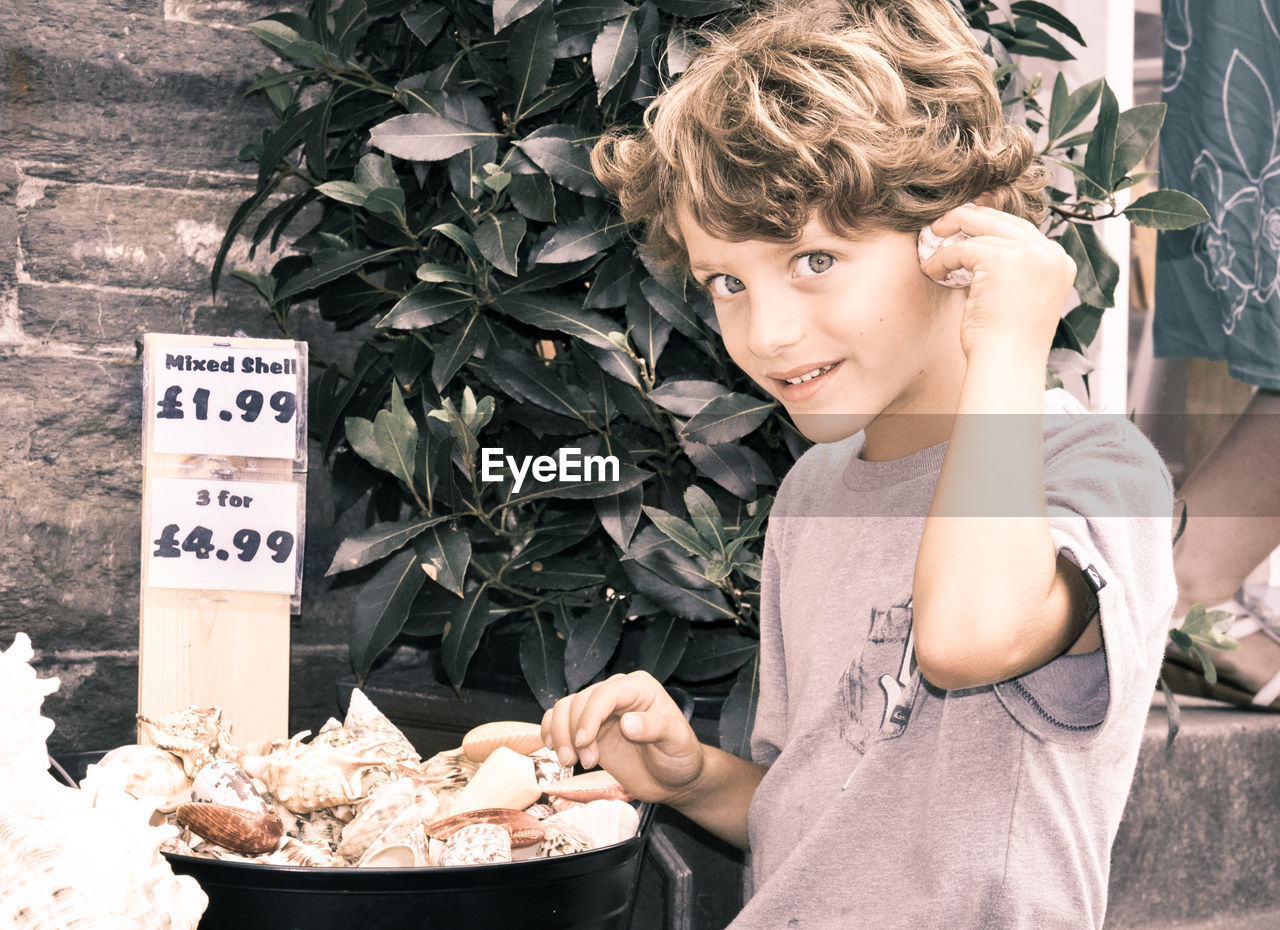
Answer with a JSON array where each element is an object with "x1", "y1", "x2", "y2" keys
[{"x1": 162, "y1": 804, "x2": 656, "y2": 930}]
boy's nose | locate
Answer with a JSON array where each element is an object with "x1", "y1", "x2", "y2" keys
[{"x1": 745, "y1": 296, "x2": 804, "y2": 359}]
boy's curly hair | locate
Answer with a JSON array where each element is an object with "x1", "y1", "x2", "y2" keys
[{"x1": 592, "y1": 0, "x2": 1049, "y2": 267}]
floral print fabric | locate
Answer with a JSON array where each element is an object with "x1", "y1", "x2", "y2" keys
[{"x1": 1154, "y1": 0, "x2": 1280, "y2": 389}]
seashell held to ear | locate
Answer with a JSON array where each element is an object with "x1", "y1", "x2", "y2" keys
[
  {"x1": 176, "y1": 802, "x2": 284, "y2": 855},
  {"x1": 461, "y1": 720, "x2": 545, "y2": 762},
  {"x1": 449, "y1": 745, "x2": 540, "y2": 815}
]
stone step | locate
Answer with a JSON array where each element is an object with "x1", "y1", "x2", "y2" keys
[{"x1": 1106, "y1": 692, "x2": 1280, "y2": 930}]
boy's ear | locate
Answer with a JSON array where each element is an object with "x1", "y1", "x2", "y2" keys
[{"x1": 971, "y1": 191, "x2": 999, "y2": 209}]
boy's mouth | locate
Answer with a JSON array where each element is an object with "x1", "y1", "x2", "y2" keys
[{"x1": 780, "y1": 363, "x2": 838, "y2": 385}]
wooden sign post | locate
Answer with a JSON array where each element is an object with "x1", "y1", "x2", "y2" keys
[{"x1": 139, "y1": 333, "x2": 307, "y2": 747}]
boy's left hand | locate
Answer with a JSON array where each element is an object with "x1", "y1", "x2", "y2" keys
[{"x1": 918, "y1": 203, "x2": 1076, "y2": 361}]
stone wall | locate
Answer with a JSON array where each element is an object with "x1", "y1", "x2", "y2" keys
[{"x1": 1, "y1": 0, "x2": 360, "y2": 759}]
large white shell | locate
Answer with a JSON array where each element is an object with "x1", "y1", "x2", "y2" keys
[
  {"x1": 358, "y1": 823, "x2": 430, "y2": 868},
  {"x1": 80, "y1": 744, "x2": 191, "y2": 814},
  {"x1": 541, "y1": 800, "x2": 640, "y2": 851},
  {"x1": 447, "y1": 746, "x2": 540, "y2": 816},
  {"x1": 240, "y1": 737, "x2": 387, "y2": 813}
]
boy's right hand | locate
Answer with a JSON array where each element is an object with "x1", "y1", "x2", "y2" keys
[{"x1": 541, "y1": 671, "x2": 705, "y2": 806}]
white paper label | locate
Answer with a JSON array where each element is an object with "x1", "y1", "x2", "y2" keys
[{"x1": 146, "y1": 478, "x2": 301, "y2": 594}]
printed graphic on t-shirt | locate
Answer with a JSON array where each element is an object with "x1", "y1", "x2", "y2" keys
[{"x1": 840, "y1": 602, "x2": 920, "y2": 752}]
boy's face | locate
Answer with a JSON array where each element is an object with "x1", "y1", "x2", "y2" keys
[{"x1": 677, "y1": 207, "x2": 968, "y2": 455}]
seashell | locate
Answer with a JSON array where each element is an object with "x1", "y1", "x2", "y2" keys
[
  {"x1": 416, "y1": 747, "x2": 479, "y2": 793},
  {"x1": 538, "y1": 824, "x2": 590, "y2": 859},
  {"x1": 313, "y1": 690, "x2": 421, "y2": 767},
  {"x1": 541, "y1": 799, "x2": 639, "y2": 851},
  {"x1": 80, "y1": 744, "x2": 192, "y2": 813},
  {"x1": 530, "y1": 746, "x2": 573, "y2": 785},
  {"x1": 264, "y1": 837, "x2": 346, "y2": 868},
  {"x1": 338, "y1": 779, "x2": 438, "y2": 860},
  {"x1": 424, "y1": 807, "x2": 545, "y2": 848},
  {"x1": 461, "y1": 720, "x2": 544, "y2": 762},
  {"x1": 190, "y1": 759, "x2": 269, "y2": 813},
  {"x1": 358, "y1": 823, "x2": 430, "y2": 868},
  {"x1": 176, "y1": 802, "x2": 284, "y2": 855},
  {"x1": 440, "y1": 822, "x2": 511, "y2": 866},
  {"x1": 540, "y1": 769, "x2": 634, "y2": 802},
  {"x1": 240, "y1": 736, "x2": 386, "y2": 813},
  {"x1": 917, "y1": 225, "x2": 974, "y2": 288},
  {"x1": 449, "y1": 746, "x2": 540, "y2": 815},
  {"x1": 295, "y1": 807, "x2": 348, "y2": 850},
  {"x1": 524, "y1": 802, "x2": 556, "y2": 820},
  {"x1": 136, "y1": 706, "x2": 232, "y2": 776},
  {"x1": 0, "y1": 632, "x2": 62, "y2": 791}
]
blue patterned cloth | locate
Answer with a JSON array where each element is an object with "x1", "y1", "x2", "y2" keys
[{"x1": 1154, "y1": 0, "x2": 1280, "y2": 389}]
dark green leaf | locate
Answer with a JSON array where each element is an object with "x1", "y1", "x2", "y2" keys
[
  {"x1": 212, "y1": 174, "x2": 285, "y2": 295},
  {"x1": 402, "y1": 586, "x2": 456, "y2": 637},
  {"x1": 496, "y1": 292, "x2": 623, "y2": 349},
  {"x1": 369, "y1": 112, "x2": 503, "y2": 161},
  {"x1": 718, "y1": 655, "x2": 759, "y2": 758},
  {"x1": 441, "y1": 586, "x2": 497, "y2": 689},
  {"x1": 507, "y1": 172, "x2": 557, "y2": 222},
  {"x1": 276, "y1": 248, "x2": 404, "y2": 301},
  {"x1": 511, "y1": 558, "x2": 608, "y2": 590},
  {"x1": 494, "y1": 0, "x2": 548, "y2": 32},
  {"x1": 475, "y1": 212, "x2": 528, "y2": 277},
  {"x1": 652, "y1": 0, "x2": 737, "y2": 15},
  {"x1": 344, "y1": 382, "x2": 418, "y2": 489},
  {"x1": 1057, "y1": 221, "x2": 1119, "y2": 309},
  {"x1": 1111, "y1": 103, "x2": 1165, "y2": 186},
  {"x1": 502, "y1": 457, "x2": 651, "y2": 504},
  {"x1": 641, "y1": 277, "x2": 703, "y2": 341},
  {"x1": 1048, "y1": 76, "x2": 1103, "y2": 144},
  {"x1": 643, "y1": 505, "x2": 716, "y2": 560},
  {"x1": 596, "y1": 483, "x2": 643, "y2": 550},
  {"x1": 684, "y1": 485, "x2": 726, "y2": 553},
  {"x1": 584, "y1": 250, "x2": 634, "y2": 309},
  {"x1": 592, "y1": 13, "x2": 640, "y2": 103},
  {"x1": 377, "y1": 288, "x2": 474, "y2": 329},
  {"x1": 565, "y1": 601, "x2": 626, "y2": 690},
  {"x1": 315, "y1": 180, "x2": 369, "y2": 207},
  {"x1": 349, "y1": 550, "x2": 427, "y2": 681},
  {"x1": 487, "y1": 348, "x2": 595, "y2": 421},
  {"x1": 521, "y1": 617, "x2": 568, "y2": 708},
  {"x1": 1082, "y1": 82, "x2": 1119, "y2": 192},
  {"x1": 432, "y1": 310, "x2": 488, "y2": 391},
  {"x1": 531, "y1": 213, "x2": 627, "y2": 264},
  {"x1": 326, "y1": 514, "x2": 453, "y2": 575},
  {"x1": 648, "y1": 379, "x2": 725, "y2": 416},
  {"x1": 509, "y1": 3, "x2": 556, "y2": 119},
  {"x1": 1123, "y1": 189, "x2": 1210, "y2": 230},
  {"x1": 622, "y1": 560, "x2": 735, "y2": 621},
  {"x1": 401, "y1": 2, "x2": 447, "y2": 47},
  {"x1": 1063, "y1": 303, "x2": 1105, "y2": 346},
  {"x1": 249, "y1": 18, "x2": 327, "y2": 64},
  {"x1": 416, "y1": 263, "x2": 473, "y2": 285},
  {"x1": 675, "y1": 629, "x2": 757, "y2": 680},
  {"x1": 514, "y1": 125, "x2": 606, "y2": 197},
  {"x1": 557, "y1": 0, "x2": 637, "y2": 25},
  {"x1": 1009, "y1": 1, "x2": 1086, "y2": 46},
  {"x1": 413, "y1": 522, "x2": 472, "y2": 596},
  {"x1": 636, "y1": 614, "x2": 689, "y2": 681},
  {"x1": 681, "y1": 392, "x2": 775, "y2": 444},
  {"x1": 682, "y1": 439, "x2": 756, "y2": 500}
]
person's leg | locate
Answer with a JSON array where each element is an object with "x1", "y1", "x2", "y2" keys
[{"x1": 1173, "y1": 388, "x2": 1280, "y2": 616}]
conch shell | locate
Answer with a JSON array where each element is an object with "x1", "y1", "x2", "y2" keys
[
  {"x1": 80, "y1": 744, "x2": 191, "y2": 814},
  {"x1": 240, "y1": 735, "x2": 386, "y2": 813},
  {"x1": 176, "y1": 802, "x2": 284, "y2": 855},
  {"x1": 136, "y1": 706, "x2": 231, "y2": 776}
]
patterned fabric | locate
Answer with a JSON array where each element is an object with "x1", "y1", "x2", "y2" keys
[{"x1": 1154, "y1": 0, "x2": 1280, "y2": 389}]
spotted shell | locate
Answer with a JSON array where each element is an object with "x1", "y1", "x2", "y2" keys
[
  {"x1": 424, "y1": 807, "x2": 545, "y2": 848},
  {"x1": 190, "y1": 759, "x2": 269, "y2": 813},
  {"x1": 176, "y1": 802, "x2": 284, "y2": 855},
  {"x1": 461, "y1": 720, "x2": 544, "y2": 762},
  {"x1": 440, "y1": 822, "x2": 511, "y2": 866},
  {"x1": 540, "y1": 769, "x2": 634, "y2": 802}
]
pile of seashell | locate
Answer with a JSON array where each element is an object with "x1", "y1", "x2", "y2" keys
[
  {"x1": 83, "y1": 689, "x2": 641, "y2": 868},
  {"x1": 0, "y1": 633, "x2": 207, "y2": 929}
]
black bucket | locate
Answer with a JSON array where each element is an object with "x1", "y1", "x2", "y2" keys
[{"x1": 162, "y1": 803, "x2": 655, "y2": 930}]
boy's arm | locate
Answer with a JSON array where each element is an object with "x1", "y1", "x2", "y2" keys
[
  {"x1": 542, "y1": 671, "x2": 765, "y2": 850},
  {"x1": 913, "y1": 204, "x2": 1095, "y2": 691}
]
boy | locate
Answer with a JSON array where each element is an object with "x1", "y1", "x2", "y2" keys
[{"x1": 541, "y1": 1, "x2": 1177, "y2": 926}]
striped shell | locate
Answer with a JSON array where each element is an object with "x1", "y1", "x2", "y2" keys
[
  {"x1": 540, "y1": 769, "x2": 634, "y2": 802},
  {"x1": 461, "y1": 720, "x2": 544, "y2": 762},
  {"x1": 424, "y1": 807, "x2": 545, "y2": 848},
  {"x1": 440, "y1": 823, "x2": 511, "y2": 866},
  {"x1": 176, "y1": 802, "x2": 284, "y2": 855}
]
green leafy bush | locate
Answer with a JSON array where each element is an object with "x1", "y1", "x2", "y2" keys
[{"x1": 217, "y1": 0, "x2": 1206, "y2": 755}]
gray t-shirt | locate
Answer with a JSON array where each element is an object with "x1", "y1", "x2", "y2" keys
[{"x1": 737, "y1": 389, "x2": 1177, "y2": 930}]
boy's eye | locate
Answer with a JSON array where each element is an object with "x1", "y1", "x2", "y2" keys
[
  {"x1": 708, "y1": 274, "x2": 746, "y2": 297},
  {"x1": 793, "y1": 252, "x2": 835, "y2": 277}
]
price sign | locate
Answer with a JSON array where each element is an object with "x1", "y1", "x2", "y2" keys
[
  {"x1": 148, "y1": 344, "x2": 304, "y2": 459},
  {"x1": 146, "y1": 478, "x2": 301, "y2": 595}
]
